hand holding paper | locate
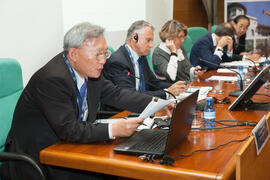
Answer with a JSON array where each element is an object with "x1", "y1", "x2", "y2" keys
[{"x1": 139, "y1": 98, "x2": 176, "y2": 119}]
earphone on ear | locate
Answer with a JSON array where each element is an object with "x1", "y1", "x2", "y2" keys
[{"x1": 134, "y1": 33, "x2": 138, "y2": 42}]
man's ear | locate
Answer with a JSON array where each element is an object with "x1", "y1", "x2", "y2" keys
[{"x1": 67, "y1": 48, "x2": 78, "y2": 62}]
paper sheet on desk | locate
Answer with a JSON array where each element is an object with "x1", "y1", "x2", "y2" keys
[
  {"x1": 139, "y1": 98, "x2": 175, "y2": 118},
  {"x1": 176, "y1": 86, "x2": 212, "y2": 102},
  {"x1": 217, "y1": 68, "x2": 248, "y2": 73},
  {"x1": 220, "y1": 58, "x2": 266, "y2": 68},
  {"x1": 207, "y1": 75, "x2": 237, "y2": 82}
]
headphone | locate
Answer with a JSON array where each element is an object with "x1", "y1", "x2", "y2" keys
[{"x1": 134, "y1": 33, "x2": 138, "y2": 42}]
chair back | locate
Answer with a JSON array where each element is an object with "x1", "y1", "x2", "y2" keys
[
  {"x1": 0, "y1": 58, "x2": 23, "y2": 154},
  {"x1": 108, "y1": 46, "x2": 115, "y2": 54},
  {"x1": 146, "y1": 50, "x2": 154, "y2": 72},
  {"x1": 211, "y1": 25, "x2": 218, "y2": 33},
  {"x1": 187, "y1": 27, "x2": 208, "y2": 45},
  {"x1": 182, "y1": 35, "x2": 193, "y2": 59}
]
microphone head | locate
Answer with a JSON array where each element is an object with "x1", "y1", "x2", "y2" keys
[{"x1": 123, "y1": 70, "x2": 130, "y2": 76}]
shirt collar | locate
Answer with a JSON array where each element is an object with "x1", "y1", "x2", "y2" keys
[
  {"x1": 159, "y1": 42, "x2": 171, "y2": 54},
  {"x1": 212, "y1": 33, "x2": 217, "y2": 46},
  {"x1": 73, "y1": 69, "x2": 85, "y2": 89},
  {"x1": 126, "y1": 44, "x2": 140, "y2": 62},
  {"x1": 159, "y1": 42, "x2": 185, "y2": 60}
]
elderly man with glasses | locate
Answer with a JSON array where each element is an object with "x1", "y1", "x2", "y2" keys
[{"x1": 0, "y1": 22, "x2": 173, "y2": 180}]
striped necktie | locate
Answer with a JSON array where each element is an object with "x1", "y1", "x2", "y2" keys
[{"x1": 138, "y1": 57, "x2": 146, "y2": 92}]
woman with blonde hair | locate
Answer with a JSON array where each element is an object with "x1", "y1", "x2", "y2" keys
[{"x1": 152, "y1": 20, "x2": 204, "y2": 83}]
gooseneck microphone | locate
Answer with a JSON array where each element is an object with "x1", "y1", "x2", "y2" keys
[
  {"x1": 123, "y1": 70, "x2": 177, "y2": 100},
  {"x1": 199, "y1": 58, "x2": 243, "y2": 97}
]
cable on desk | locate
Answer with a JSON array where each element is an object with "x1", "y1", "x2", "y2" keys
[
  {"x1": 140, "y1": 135, "x2": 250, "y2": 165},
  {"x1": 191, "y1": 119, "x2": 257, "y2": 131},
  {"x1": 255, "y1": 93, "x2": 270, "y2": 98}
]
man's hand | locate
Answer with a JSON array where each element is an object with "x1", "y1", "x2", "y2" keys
[
  {"x1": 217, "y1": 36, "x2": 233, "y2": 49},
  {"x1": 194, "y1": 65, "x2": 206, "y2": 76},
  {"x1": 111, "y1": 118, "x2": 144, "y2": 138},
  {"x1": 155, "y1": 103, "x2": 174, "y2": 119},
  {"x1": 168, "y1": 81, "x2": 189, "y2": 96},
  {"x1": 246, "y1": 54, "x2": 261, "y2": 61}
]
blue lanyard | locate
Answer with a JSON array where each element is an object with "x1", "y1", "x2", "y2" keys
[
  {"x1": 124, "y1": 44, "x2": 136, "y2": 66},
  {"x1": 63, "y1": 54, "x2": 87, "y2": 120}
]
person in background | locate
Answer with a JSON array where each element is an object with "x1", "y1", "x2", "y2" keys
[
  {"x1": 230, "y1": 15, "x2": 260, "y2": 61},
  {"x1": 190, "y1": 23, "x2": 234, "y2": 70},
  {"x1": 104, "y1": 20, "x2": 188, "y2": 100},
  {"x1": 0, "y1": 22, "x2": 173, "y2": 180},
  {"x1": 152, "y1": 20, "x2": 205, "y2": 83}
]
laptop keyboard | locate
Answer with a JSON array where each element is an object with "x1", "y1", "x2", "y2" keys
[{"x1": 129, "y1": 130, "x2": 168, "y2": 152}]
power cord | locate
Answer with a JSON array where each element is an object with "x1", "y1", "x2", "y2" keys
[
  {"x1": 191, "y1": 119, "x2": 257, "y2": 130},
  {"x1": 139, "y1": 135, "x2": 250, "y2": 165},
  {"x1": 255, "y1": 93, "x2": 270, "y2": 98}
]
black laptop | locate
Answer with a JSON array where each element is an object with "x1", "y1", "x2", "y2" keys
[{"x1": 113, "y1": 90, "x2": 199, "y2": 156}]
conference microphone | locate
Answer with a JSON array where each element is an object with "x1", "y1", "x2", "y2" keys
[
  {"x1": 122, "y1": 70, "x2": 177, "y2": 100},
  {"x1": 199, "y1": 58, "x2": 243, "y2": 97},
  {"x1": 217, "y1": 48, "x2": 258, "y2": 76}
]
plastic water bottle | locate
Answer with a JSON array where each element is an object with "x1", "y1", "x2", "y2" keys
[
  {"x1": 203, "y1": 97, "x2": 215, "y2": 128},
  {"x1": 263, "y1": 57, "x2": 269, "y2": 69},
  {"x1": 237, "y1": 66, "x2": 245, "y2": 88}
]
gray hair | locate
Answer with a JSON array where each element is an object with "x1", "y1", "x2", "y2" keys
[
  {"x1": 126, "y1": 20, "x2": 155, "y2": 41},
  {"x1": 63, "y1": 22, "x2": 105, "y2": 51}
]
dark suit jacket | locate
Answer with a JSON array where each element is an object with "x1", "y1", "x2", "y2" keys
[
  {"x1": 0, "y1": 52, "x2": 152, "y2": 180},
  {"x1": 104, "y1": 45, "x2": 171, "y2": 99},
  {"x1": 190, "y1": 34, "x2": 232, "y2": 70},
  {"x1": 232, "y1": 34, "x2": 246, "y2": 60}
]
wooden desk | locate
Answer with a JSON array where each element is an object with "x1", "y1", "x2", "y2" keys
[{"x1": 40, "y1": 71, "x2": 270, "y2": 180}]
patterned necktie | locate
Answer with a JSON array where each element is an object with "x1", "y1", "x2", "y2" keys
[
  {"x1": 79, "y1": 79, "x2": 87, "y2": 121},
  {"x1": 138, "y1": 57, "x2": 146, "y2": 92}
]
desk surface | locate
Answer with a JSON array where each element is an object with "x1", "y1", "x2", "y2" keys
[{"x1": 40, "y1": 71, "x2": 270, "y2": 180}]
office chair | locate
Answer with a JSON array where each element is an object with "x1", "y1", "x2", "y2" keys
[
  {"x1": 108, "y1": 45, "x2": 115, "y2": 54},
  {"x1": 211, "y1": 25, "x2": 218, "y2": 33},
  {"x1": 146, "y1": 50, "x2": 154, "y2": 73},
  {"x1": 0, "y1": 58, "x2": 47, "y2": 180},
  {"x1": 187, "y1": 27, "x2": 208, "y2": 45},
  {"x1": 182, "y1": 35, "x2": 193, "y2": 59}
]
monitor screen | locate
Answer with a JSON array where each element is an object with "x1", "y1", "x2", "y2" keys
[{"x1": 229, "y1": 64, "x2": 270, "y2": 111}]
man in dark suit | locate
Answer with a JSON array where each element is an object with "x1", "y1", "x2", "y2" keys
[
  {"x1": 190, "y1": 23, "x2": 234, "y2": 70},
  {"x1": 103, "y1": 20, "x2": 187, "y2": 101},
  {"x1": 230, "y1": 15, "x2": 260, "y2": 61},
  {"x1": 0, "y1": 22, "x2": 173, "y2": 180}
]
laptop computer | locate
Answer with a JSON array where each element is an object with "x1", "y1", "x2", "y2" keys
[{"x1": 113, "y1": 90, "x2": 199, "y2": 156}]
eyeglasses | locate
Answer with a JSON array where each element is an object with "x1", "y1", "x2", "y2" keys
[
  {"x1": 95, "y1": 50, "x2": 112, "y2": 60},
  {"x1": 212, "y1": 97, "x2": 231, "y2": 104}
]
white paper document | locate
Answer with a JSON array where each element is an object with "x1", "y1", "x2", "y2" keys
[
  {"x1": 177, "y1": 86, "x2": 212, "y2": 102},
  {"x1": 217, "y1": 68, "x2": 248, "y2": 73},
  {"x1": 207, "y1": 75, "x2": 237, "y2": 82},
  {"x1": 138, "y1": 98, "x2": 176, "y2": 119},
  {"x1": 220, "y1": 61, "x2": 255, "y2": 68}
]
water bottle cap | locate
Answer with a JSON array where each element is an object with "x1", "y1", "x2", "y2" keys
[{"x1": 206, "y1": 97, "x2": 212, "y2": 101}]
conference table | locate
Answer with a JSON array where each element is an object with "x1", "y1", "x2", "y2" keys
[{"x1": 39, "y1": 70, "x2": 270, "y2": 180}]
